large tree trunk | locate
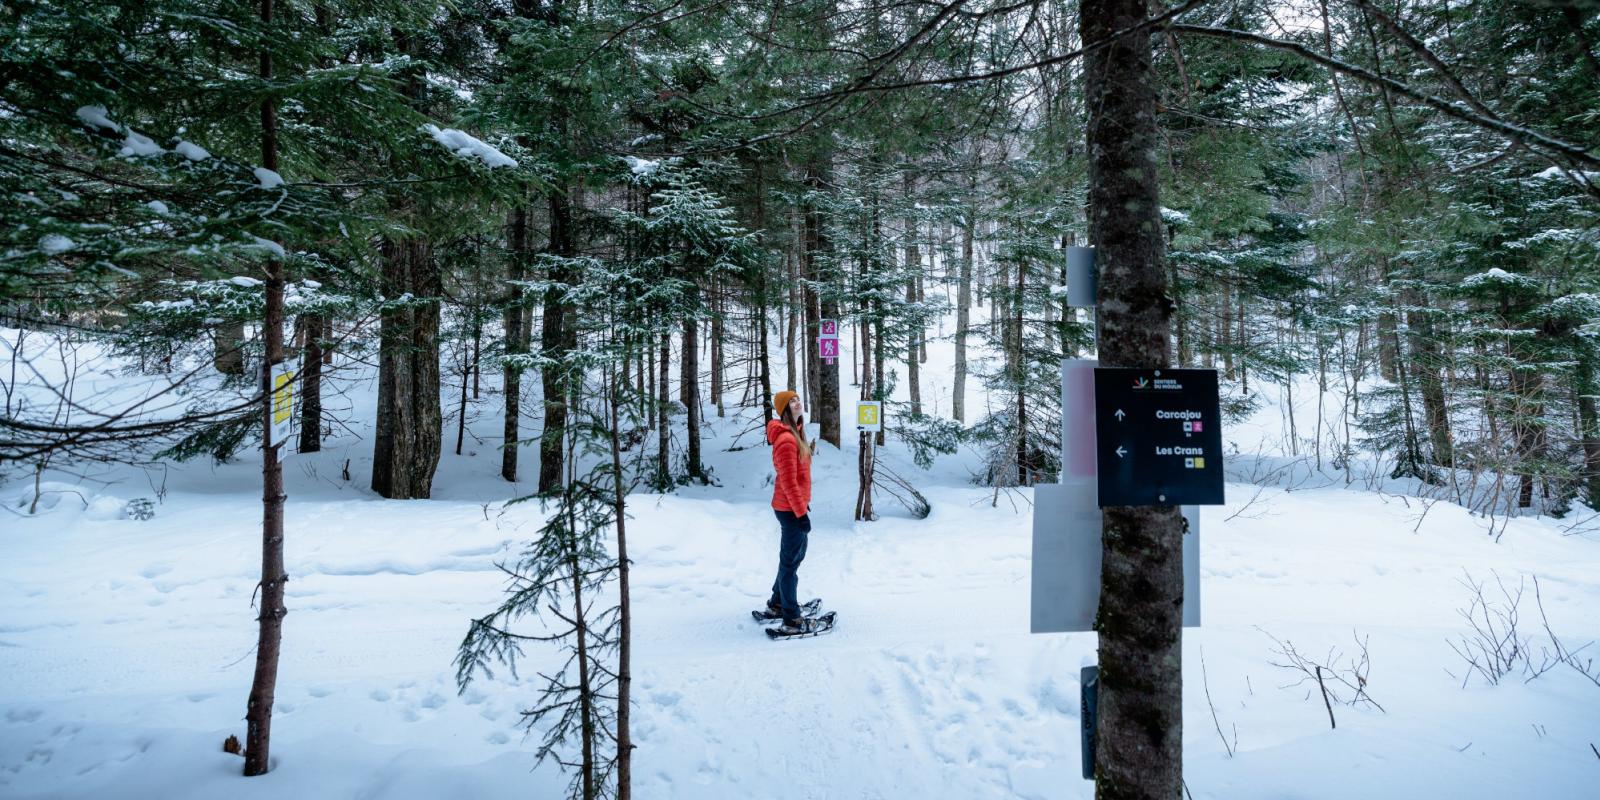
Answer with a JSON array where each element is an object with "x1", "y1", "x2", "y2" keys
[
  {"x1": 804, "y1": 160, "x2": 840, "y2": 447},
  {"x1": 372, "y1": 237, "x2": 443, "y2": 499},
  {"x1": 214, "y1": 322, "x2": 246, "y2": 376},
  {"x1": 538, "y1": 189, "x2": 577, "y2": 496},
  {"x1": 1405, "y1": 290, "x2": 1452, "y2": 467},
  {"x1": 245, "y1": 0, "x2": 286, "y2": 775},
  {"x1": 1082, "y1": 0, "x2": 1184, "y2": 795}
]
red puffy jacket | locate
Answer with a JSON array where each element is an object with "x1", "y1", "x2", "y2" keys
[{"x1": 768, "y1": 419, "x2": 812, "y2": 518}]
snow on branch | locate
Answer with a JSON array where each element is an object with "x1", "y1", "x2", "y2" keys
[{"x1": 421, "y1": 124, "x2": 518, "y2": 169}]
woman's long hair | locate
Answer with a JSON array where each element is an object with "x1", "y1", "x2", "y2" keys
[{"x1": 781, "y1": 400, "x2": 813, "y2": 463}]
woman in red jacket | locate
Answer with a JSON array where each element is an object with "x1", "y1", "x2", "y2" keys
[{"x1": 765, "y1": 390, "x2": 817, "y2": 633}]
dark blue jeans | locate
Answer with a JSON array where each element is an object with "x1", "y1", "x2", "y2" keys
[{"x1": 769, "y1": 509, "x2": 811, "y2": 622}]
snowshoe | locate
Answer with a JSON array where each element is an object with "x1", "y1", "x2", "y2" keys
[
  {"x1": 766, "y1": 611, "x2": 837, "y2": 640},
  {"x1": 751, "y1": 598, "x2": 823, "y2": 625}
]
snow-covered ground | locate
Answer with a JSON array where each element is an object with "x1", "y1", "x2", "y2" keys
[{"x1": 3, "y1": 320, "x2": 1599, "y2": 799}]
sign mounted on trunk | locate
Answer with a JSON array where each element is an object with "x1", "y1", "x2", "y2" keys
[
  {"x1": 818, "y1": 336, "x2": 839, "y2": 365},
  {"x1": 267, "y1": 360, "x2": 297, "y2": 453},
  {"x1": 1093, "y1": 368, "x2": 1224, "y2": 506},
  {"x1": 855, "y1": 401, "x2": 882, "y2": 431}
]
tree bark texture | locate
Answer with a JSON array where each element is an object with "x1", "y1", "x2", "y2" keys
[
  {"x1": 245, "y1": 0, "x2": 285, "y2": 775},
  {"x1": 297, "y1": 314, "x2": 322, "y2": 453},
  {"x1": 953, "y1": 206, "x2": 974, "y2": 423},
  {"x1": 683, "y1": 315, "x2": 706, "y2": 482},
  {"x1": 804, "y1": 160, "x2": 840, "y2": 447},
  {"x1": 538, "y1": 189, "x2": 577, "y2": 496},
  {"x1": 503, "y1": 204, "x2": 531, "y2": 482},
  {"x1": 371, "y1": 237, "x2": 443, "y2": 500},
  {"x1": 1082, "y1": 0, "x2": 1185, "y2": 794}
]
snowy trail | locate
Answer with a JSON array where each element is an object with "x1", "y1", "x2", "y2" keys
[{"x1": 4, "y1": 360, "x2": 1600, "y2": 797}]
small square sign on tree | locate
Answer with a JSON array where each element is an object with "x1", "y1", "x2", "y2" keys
[
  {"x1": 855, "y1": 401, "x2": 882, "y2": 431},
  {"x1": 818, "y1": 337, "x2": 839, "y2": 364}
]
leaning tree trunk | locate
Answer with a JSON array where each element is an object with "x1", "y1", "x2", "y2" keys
[
  {"x1": 1082, "y1": 0, "x2": 1184, "y2": 795},
  {"x1": 245, "y1": 0, "x2": 286, "y2": 775},
  {"x1": 371, "y1": 237, "x2": 443, "y2": 499}
]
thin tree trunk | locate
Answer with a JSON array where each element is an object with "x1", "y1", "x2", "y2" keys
[
  {"x1": 1015, "y1": 251, "x2": 1027, "y2": 483},
  {"x1": 712, "y1": 288, "x2": 726, "y2": 417},
  {"x1": 657, "y1": 331, "x2": 670, "y2": 486},
  {"x1": 503, "y1": 204, "x2": 529, "y2": 482},
  {"x1": 786, "y1": 246, "x2": 799, "y2": 395},
  {"x1": 471, "y1": 316, "x2": 481, "y2": 400},
  {"x1": 1082, "y1": 0, "x2": 1184, "y2": 793},
  {"x1": 907, "y1": 243, "x2": 922, "y2": 415},
  {"x1": 953, "y1": 206, "x2": 974, "y2": 423},
  {"x1": 539, "y1": 189, "x2": 576, "y2": 496},
  {"x1": 298, "y1": 314, "x2": 322, "y2": 453},
  {"x1": 455, "y1": 346, "x2": 469, "y2": 456},
  {"x1": 683, "y1": 315, "x2": 705, "y2": 482},
  {"x1": 607, "y1": 364, "x2": 634, "y2": 799},
  {"x1": 245, "y1": 0, "x2": 286, "y2": 774}
]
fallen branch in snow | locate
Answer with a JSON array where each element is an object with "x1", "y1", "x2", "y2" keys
[
  {"x1": 1199, "y1": 647, "x2": 1237, "y2": 756},
  {"x1": 874, "y1": 462, "x2": 930, "y2": 519},
  {"x1": 1223, "y1": 485, "x2": 1270, "y2": 522},
  {"x1": 1260, "y1": 627, "x2": 1384, "y2": 724},
  {"x1": 1314, "y1": 666, "x2": 1336, "y2": 730}
]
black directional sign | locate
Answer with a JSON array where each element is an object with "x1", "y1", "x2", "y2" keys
[{"x1": 1094, "y1": 368, "x2": 1225, "y2": 507}]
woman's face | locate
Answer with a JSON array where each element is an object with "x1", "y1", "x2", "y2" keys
[{"x1": 787, "y1": 399, "x2": 804, "y2": 423}]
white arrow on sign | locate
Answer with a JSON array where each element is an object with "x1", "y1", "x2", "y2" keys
[
  {"x1": 1115, "y1": 445, "x2": 1127, "y2": 458},
  {"x1": 1114, "y1": 409, "x2": 1126, "y2": 421}
]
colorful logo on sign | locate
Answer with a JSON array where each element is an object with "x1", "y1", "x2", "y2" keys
[
  {"x1": 856, "y1": 401, "x2": 883, "y2": 431},
  {"x1": 818, "y1": 337, "x2": 839, "y2": 361},
  {"x1": 1132, "y1": 377, "x2": 1149, "y2": 389},
  {"x1": 819, "y1": 319, "x2": 839, "y2": 339}
]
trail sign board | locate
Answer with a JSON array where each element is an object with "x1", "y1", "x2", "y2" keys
[
  {"x1": 268, "y1": 360, "x2": 297, "y2": 452},
  {"x1": 855, "y1": 400, "x2": 882, "y2": 431},
  {"x1": 819, "y1": 319, "x2": 839, "y2": 339},
  {"x1": 1093, "y1": 368, "x2": 1224, "y2": 506},
  {"x1": 818, "y1": 336, "x2": 839, "y2": 365}
]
